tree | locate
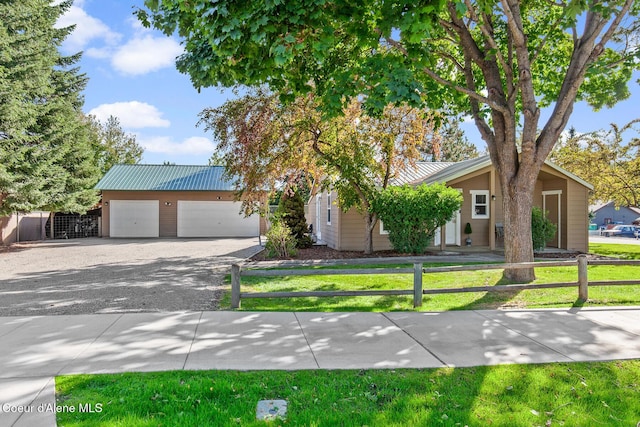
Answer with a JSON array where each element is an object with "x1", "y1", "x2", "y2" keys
[
  {"x1": 373, "y1": 183, "x2": 463, "y2": 254},
  {"x1": 550, "y1": 119, "x2": 640, "y2": 207},
  {"x1": 277, "y1": 191, "x2": 312, "y2": 248},
  {"x1": 0, "y1": 0, "x2": 101, "y2": 215},
  {"x1": 88, "y1": 115, "x2": 143, "y2": 175},
  {"x1": 422, "y1": 118, "x2": 480, "y2": 162},
  {"x1": 139, "y1": 0, "x2": 640, "y2": 281},
  {"x1": 197, "y1": 89, "x2": 436, "y2": 254}
]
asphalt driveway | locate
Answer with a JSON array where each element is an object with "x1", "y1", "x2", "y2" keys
[{"x1": 0, "y1": 238, "x2": 263, "y2": 316}]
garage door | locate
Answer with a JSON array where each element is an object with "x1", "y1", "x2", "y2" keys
[
  {"x1": 109, "y1": 200, "x2": 159, "y2": 238},
  {"x1": 177, "y1": 201, "x2": 259, "y2": 237}
]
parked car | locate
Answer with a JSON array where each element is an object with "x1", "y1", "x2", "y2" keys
[{"x1": 600, "y1": 225, "x2": 640, "y2": 238}]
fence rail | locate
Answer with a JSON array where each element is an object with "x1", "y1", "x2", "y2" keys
[{"x1": 230, "y1": 255, "x2": 640, "y2": 309}]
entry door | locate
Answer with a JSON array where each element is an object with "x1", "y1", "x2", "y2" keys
[
  {"x1": 543, "y1": 191, "x2": 561, "y2": 248},
  {"x1": 315, "y1": 194, "x2": 322, "y2": 241},
  {"x1": 434, "y1": 210, "x2": 461, "y2": 246}
]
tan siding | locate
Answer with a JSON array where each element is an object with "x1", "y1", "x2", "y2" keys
[
  {"x1": 449, "y1": 171, "x2": 491, "y2": 246},
  {"x1": 338, "y1": 209, "x2": 392, "y2": 251},
  {"x1": 566, "y1": 181, "x2": 589, "y2": 252},
  {"x1": 102, "y1": 190, "x2": 238, "y2": 237}
]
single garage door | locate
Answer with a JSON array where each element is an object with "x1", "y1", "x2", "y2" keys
[
  {"x1": 109, "y1": 200, "x2": 159, "y2": 238},
  {"x1": 177, "y1": 201, "x2": 259, "y2": 237}
]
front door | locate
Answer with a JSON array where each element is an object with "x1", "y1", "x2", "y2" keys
[
  {"x1": 542, "y1": 191, "x2": 561, "y2": 248},
  {"x1": 315, "y1": 194, "x2": 322, "y2": 241}
]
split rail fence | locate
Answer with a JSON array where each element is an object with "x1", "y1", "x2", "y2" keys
[{"x1": 230, "y1": 255, "x2": 640, "y2": 309}]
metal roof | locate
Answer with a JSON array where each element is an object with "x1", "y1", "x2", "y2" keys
[
  {"x1": 390, "y1": 162, "x2": 455, "y2": 185},
  {"x1": 95, "y1": 164, "x2": 237, "y2": 191}
]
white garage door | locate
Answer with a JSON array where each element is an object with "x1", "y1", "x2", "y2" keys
[
  {"x1": 110, "y1": 200, "x2": 159, "y2": 238},
  {"x1": 177, "y1": 201, "x2": 259, "y2": 237}
]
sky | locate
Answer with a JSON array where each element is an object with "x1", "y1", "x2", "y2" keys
[{"x1": 58, "y1": 0, "x2": 640, "y2": 166}]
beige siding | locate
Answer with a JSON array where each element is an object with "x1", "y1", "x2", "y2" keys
[
  {"x1": 336, "y1": 209, "x2": 392, "y2": 251},
  {"x1": 449, "y1": 170, "x2": 492, "y2": 247},
  {"x1": 566, "y1": 180, "x2": 589, "y2": 252},
  {"x1": 102, "y1": 190, "x2": 244, "y2": 238}
]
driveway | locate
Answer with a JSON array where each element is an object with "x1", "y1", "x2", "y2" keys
[
  {"x1": 0, "y1": 238, "x2": 263, "y2": 316},
  {"x1": 589, "y1": 235, "x2": 640, "y2": 245}
]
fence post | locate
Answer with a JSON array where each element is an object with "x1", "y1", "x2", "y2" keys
[
  {"x1": 413, "y1": 263, "x2": 423, "y2": 308},
  {"x1": 577, "y1": 254, "x2": 588, "y2": 302},
  {"x1": 231, "y1": 264, "x2": 241, "y2": 309}
]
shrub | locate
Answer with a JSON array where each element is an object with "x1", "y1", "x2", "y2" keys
[
  {"x1": 531, "y1": 206, "x2": 557, "y2": 251},
  {"x1": 265, "y1": 218, "x2": 297, "y2": 258},
  {"x1": 277, "y1": 191, "x2": 312, "y2": 248},
  {"x1": 372, "y1": 183, "x2": 463, "y2": 254}
]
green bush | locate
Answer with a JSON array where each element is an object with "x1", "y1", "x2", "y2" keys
[
  {"x1": 277, "y1": 191, "x2": 312, "y2": 248},
  {"x1": 372, "y1": 183, "x2": 463, "y2": 254},
  {"x1": 265, "y1": 218, "x2": 297, "y2": 258},
  {"x1": 531, "y1": 206, "x2": 557, "y2": 251}
]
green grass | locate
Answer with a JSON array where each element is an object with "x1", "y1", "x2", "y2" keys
[
  {"x1": 56, "y1": 361, "x2": 640, "y2": 426},
  {"x1": 222, "y1": 243, "x2": 640, "y2": 311},
  {"x1": 589, "y1": 242, "x2": 640, "y2": 259}
]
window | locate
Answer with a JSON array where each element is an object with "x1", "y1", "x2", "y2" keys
[
  {"x1": 379, "y1": 220, "x2": 389, "y2": 235},
  {"x1": 326, "y1": 193, "x2": 332, "y2": 225},
  {"x1": 470, "y1": 190, "x2": 490, "y2": 219}
]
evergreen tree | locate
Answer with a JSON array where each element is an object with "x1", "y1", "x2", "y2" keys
[
  {"x1": 0, "y1": 0, "x2": 100, "y2": 215},
  {"x1": 277, "y1": 191, "x2": 312, "y2": 248}
]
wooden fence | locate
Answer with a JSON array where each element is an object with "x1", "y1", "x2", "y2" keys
[{"x1": 230, "y1": 255, "x2": 640, "y2": 309}]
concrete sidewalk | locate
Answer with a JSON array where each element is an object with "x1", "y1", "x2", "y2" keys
[{"x1": 2, "y1": 307, "x2": 640, "y2": 426}]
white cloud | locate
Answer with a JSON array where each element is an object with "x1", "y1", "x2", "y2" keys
[
  {"x1": 89, "y1": 101, "x2": 171, "y2": 129},
  {"x1": 139, "y1": 136, "x2": 215, "y2": 155},
  {"x1": 56, "y1": 3, "x2": 121, "y2": 52},
  {"x1": 111, "y1": 35, "x2": 183, "y2": 76}
]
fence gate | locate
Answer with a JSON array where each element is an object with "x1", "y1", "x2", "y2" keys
[{"x1": 46, "y1": 214, "x2": 100, "y2": 239}]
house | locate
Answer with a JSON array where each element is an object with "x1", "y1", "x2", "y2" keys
[
  {"x1": 590, "y1": 201, "x2": 640, "y2": 227},
  {"x1": 96, "y1": 164, "x2": 264, "y2": 238},
  {"x1": 307, "y1": 156, "x2": 593, "y2": 253}
]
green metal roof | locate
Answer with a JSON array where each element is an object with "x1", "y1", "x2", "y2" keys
[{"x1": 95, "y1": 164, "x2": 237, "y2": 191}]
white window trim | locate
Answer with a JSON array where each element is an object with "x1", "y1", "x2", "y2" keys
[
  {"x1": 326, "y1": 192, "x2": 332, "y2": 225},
  {"x1": 379, "y1": 220, "x2": 389, "y2": 235},
  {"x1": 470, "y1": 190, "x2": 490, "y2": 219}
]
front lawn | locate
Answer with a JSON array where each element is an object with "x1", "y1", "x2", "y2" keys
[
  {"x1": 222, "y1": 243, "x2": 640, "y2": 311},
  {"x1": 56, "y1": 361, "x2": 640, "y2": 426}
]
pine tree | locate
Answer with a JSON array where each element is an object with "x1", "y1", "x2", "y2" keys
[{"x1": 0, "y1": 0, "x2": 101, "y2": 215}]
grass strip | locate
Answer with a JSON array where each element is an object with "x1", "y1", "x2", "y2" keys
[{"x1": 56, "y1": 361, "x2": 640, "y2": 426}]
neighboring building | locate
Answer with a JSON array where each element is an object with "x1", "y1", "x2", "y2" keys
[
  {"x1": 96, "y1": 164, "x2": 264, "y2": 238},
  {"x1": 307, "y1": 156, "x2": 593, "y2": 253},
  {"x1": 590, "y1": 201, "x2": 640, "y2": 227}
]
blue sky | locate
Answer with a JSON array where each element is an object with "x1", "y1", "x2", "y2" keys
[{"x1": 59, "y1": 0, "x2": 640, "y2": 165}]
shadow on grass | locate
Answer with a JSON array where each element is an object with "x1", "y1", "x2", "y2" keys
[{"x1": 449, "y1": 275, "x2": 526, "y2": 311}]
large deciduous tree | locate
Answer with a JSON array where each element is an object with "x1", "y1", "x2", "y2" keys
[
  {"x1": 140, "y1": 0, "x2": 640, "y2": 280},
  {"x1": 0, "y1": 0, "x2": 101, "y2": 216},
  {"x1": 88, "y1": 115, "x2": 144, "y2": 175},
  {"x1": 551, "y1": 119, "x2": 640, "y2": 207},
  {"x1": 198, "y1": 89, "x2": 436, "y2": 254}
]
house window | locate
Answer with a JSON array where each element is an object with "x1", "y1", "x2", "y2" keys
[
  {"x1": 470, "y1": 190, "x2": 490, "y2": 219},
  {"x1": 380, "y1": 220, "x2": 389, "y2": 235},
  {"x1": 326, "y1": 193, "x2": 331, "y2": 225}
]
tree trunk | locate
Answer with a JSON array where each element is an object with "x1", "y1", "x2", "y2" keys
[
  {"x1": 501, "y1": 173, "x2": 536, "y2": 282},
  {"x1": 363, "y1": 212, "x2": 377, "y2": 255}
]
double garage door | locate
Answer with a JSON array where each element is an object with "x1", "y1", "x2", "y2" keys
[{"x1": 109, "y1": 200, "x2": 259, "y2": 238}]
